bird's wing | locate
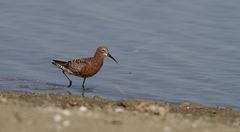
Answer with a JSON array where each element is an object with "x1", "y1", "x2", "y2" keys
[{"x1": 67, "y1": 57, "x2": 92, "y2": 73}]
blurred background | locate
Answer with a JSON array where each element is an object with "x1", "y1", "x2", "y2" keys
[{"x1": 0, "y1": 0, "x2": 240, "y2": 109}]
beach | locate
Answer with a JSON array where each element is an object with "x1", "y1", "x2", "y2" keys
[{"x1": 0, "y1": 92, "x2": 239, "y2": 132}]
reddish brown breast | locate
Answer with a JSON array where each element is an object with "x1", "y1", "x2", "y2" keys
[{"x1": 75, "y1": 56, "x2": 104, "y2": 77}]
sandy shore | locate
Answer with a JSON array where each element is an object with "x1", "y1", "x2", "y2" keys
[{"x1": 0, "y1": 92, "x2": 239, "y2": 132}]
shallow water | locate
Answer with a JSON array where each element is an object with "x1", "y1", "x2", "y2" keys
[{"x1": 0, "y1": 0, "x2": 240, "y2": 109}]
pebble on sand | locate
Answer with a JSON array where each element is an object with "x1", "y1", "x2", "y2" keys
[
  {"x1": 0, "y1": 96, "x2": 7, "y2": 103},
  {"x1": 115, "y1": 107, "x2": 124, "y2": 113},
  {"x1": 79, "y1": 106, "x2": 88, "y2": 112},
  {"x1": 54, "y1": 114, "x2": 62, "y2": 122}
]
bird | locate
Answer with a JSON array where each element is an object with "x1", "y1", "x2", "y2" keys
[{"x1": 52, "y1": 46, "x2": 118, "y2": 91}]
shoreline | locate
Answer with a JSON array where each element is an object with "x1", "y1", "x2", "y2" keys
[{"x1": 0, "y1": 92, "x2": 240, "y2": 132}]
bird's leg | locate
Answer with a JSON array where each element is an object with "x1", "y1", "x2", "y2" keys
[
  {"x1": 81, "y1": 90, "x2": 85, "y2": 97},
  {"x1": 81, "y1": 77, "x2": 86, "y2": 97},
  {"x1": 82, "y1": 77, "x2": 86, "y2": 90},
  {"x1": 62, "y1": 71, "x2": 72, "y2": 88}
]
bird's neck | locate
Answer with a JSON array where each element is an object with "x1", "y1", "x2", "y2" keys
[
  {"x1": 93, "y1": 54, "x2": 105, "y2": 64},
  {"x1": 90, "y1": 55, "x2": 104, "y2": 72}
]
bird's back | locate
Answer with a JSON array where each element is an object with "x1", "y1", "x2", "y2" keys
[{"x1": 52, "y1": 57, "x2": 103, "y2": 78}]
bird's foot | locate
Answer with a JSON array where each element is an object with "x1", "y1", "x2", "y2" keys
[{"x1": 67, "y1": 81, "x2": 72, "y2": 88}]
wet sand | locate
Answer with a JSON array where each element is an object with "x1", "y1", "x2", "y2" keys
[{"x1": 0, "y1": 92, "x2": 239, "y2": 132}]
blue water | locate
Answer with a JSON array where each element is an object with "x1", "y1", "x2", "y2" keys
[{"x1": 0, "y1": 0, "x2": 240, "y2": 110}]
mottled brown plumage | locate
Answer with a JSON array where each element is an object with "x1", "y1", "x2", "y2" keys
[{"x1": 52, "y1": 46, "x2": 118, "y2": 90}]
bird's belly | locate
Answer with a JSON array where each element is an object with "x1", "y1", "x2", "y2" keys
[{"x1": 74, "y1": 65, "x2": 102, "y2": 78}]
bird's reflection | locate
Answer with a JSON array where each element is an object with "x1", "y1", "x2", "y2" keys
[{"x1": 46, "y1": 82, "x2": 95, "y2": 97}]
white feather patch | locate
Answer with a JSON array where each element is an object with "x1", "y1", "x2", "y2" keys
[{"x1": 55, "y1": 64, "x2": 73, "y2": 74}]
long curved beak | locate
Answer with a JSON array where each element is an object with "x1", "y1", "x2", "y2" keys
[{"x1": 107, "y1": 53, "x2": 118, "y2": 64}]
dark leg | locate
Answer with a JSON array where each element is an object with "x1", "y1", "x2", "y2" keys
[
  {"x1": 66, "y1": 89, "x2": 72, "y2": 95},
  {"x1": 81, "y1": 77, "x2": 86, "y2": 97},
  {"x1": 82, "y1": 77, "x2": 86, "y2": 89},
  {"x1": 81, "y1": 89, "x2": 85, "y2": 97},
  {"x1": 62, "y1": 71, "x2": 72, "y2": 88}
]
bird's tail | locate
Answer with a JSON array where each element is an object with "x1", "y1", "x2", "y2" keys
[{"x1": 52, "y1": 59, "x2": 68, "y2": 70}]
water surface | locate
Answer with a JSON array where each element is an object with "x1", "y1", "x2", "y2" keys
[{"x1": 0, "y1": 0, "x2": 240, "y2": 109}]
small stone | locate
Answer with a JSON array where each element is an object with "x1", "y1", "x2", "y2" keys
[
  {"x1": 54, "y1": 114, "x2": 62, "y2": 122},
  {"x1": 115, "y1": 107, "x2": 124, "y2": 113},
  {"x1": 0, "y1": 97, "x2": 7, "y2": 103},
  {"x1": 149, "y1": 105, "x2": 157, "y2": 111},
  {"x1": 111, "y1": 120, "x2": 122, "y2": 125},
  {"x1": 79, "y1": 106, "x2": 88, "y2": 112}
]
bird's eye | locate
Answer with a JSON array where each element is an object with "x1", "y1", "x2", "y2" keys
[{"x1": 102, "y1": 49, "x2": 105, "y2": 52}]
